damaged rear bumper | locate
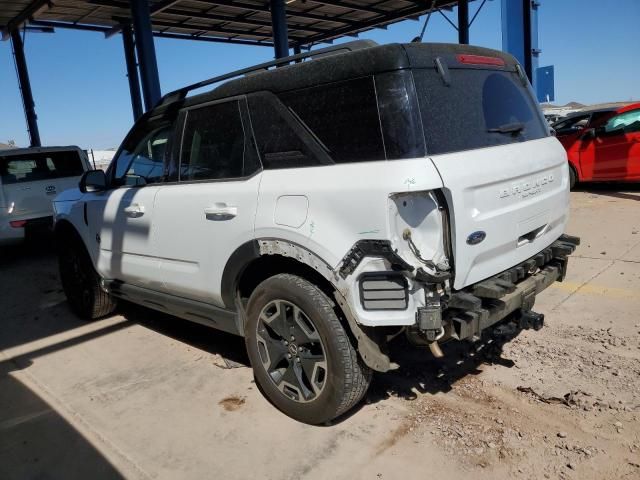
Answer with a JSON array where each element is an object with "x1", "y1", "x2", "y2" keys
[
  {"x1": 443, "y1": 234, "x2": 580, "y2": 340},
  {"x1": 338, "y1": 233, "x2": 579, "y2": 372}
]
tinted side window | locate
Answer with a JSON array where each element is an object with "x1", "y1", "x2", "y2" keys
[
  {"x1": 180, "y1": 101, "x2": 252, "y2": 181},
  {"x1": 280, "y1": 77, "x2": 386, "y2": 163},
  {"x1": 114, "y1": 125, "x2": 172, "y2": 186},
  {"x1": 589, "y1": 110, "x2": 615, "y2": 128},
  {"x1": 375, "y1": 71, "x2": 426, "y2": 159},
  {"x1": 248, "y1": 93, "x2": 329, "y2": 169},
  {"x1": 0, "y1": 151, "x2": 84, "y2": 185}
]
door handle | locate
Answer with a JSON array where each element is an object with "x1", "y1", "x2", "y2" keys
[
  {"x1": 123, "y1": 204, "x2": 145, "y2": 218},
  {"x1": 204, "y1": 204, "x2": 237, "y2": 220}
]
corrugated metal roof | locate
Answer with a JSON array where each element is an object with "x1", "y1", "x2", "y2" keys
[{"x1": 1, "y1": 0, "x2": 462, "y2": 47}]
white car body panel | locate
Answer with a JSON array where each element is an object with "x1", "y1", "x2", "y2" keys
[
  {"x1": 87, "y1": 186, "x2": 163, "y2": 288},
  {"x1": 54, "y1": 137, "x2": 570, "y2": 327},
  {"x1": 429, "y1": 136, "x2": 570, "y2": 289},
  {"x1": 152, "y1": 175, "x2": 261, "y2": 304},
  {"x1": 254, "y1": 158, "x2": 444, "y2": 270}
]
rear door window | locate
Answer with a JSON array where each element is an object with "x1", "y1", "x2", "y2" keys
[
  {"x1": 0, "y1": 150, "x2": 84, "y2": 185},
  {"x1": 413, "y1": 68, "x2": 548, "y2": 155}
]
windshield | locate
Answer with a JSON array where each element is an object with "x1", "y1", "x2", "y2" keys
[
  {"x1": 0, "y1": 150, "x2": 85, "y2": 185},
  {"x1": 412, "y1": 68, "x2": 548, "y2": 155}
]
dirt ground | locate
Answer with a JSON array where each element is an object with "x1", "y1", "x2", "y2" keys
[{"x1": 1, "y1": 186, "x2": 639, "y2": 480}]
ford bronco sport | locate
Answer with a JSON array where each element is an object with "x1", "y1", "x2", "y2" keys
[{"x1": 53, "y1": 41, "x2": 579, "y2": 424}]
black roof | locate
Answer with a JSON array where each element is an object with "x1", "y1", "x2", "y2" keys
[{"x1": 153, "y1": 40, "x2": 517, "y2": 115}]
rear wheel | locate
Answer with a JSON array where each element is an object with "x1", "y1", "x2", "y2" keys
[
  {"x1": 59, "y1": 240, "x2": 117, "y2": 320},
  {"x1": 245, "y1": 274, "x2": 371, "y2": 424}
]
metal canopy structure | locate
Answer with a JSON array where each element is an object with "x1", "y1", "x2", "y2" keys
[{"x1": 1, "y1": 0, "x2": 464, "y2": 48}]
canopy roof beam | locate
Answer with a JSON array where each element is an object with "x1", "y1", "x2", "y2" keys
[{"x1": 2, "y1": 0, "x2": 52, "y2": 40}]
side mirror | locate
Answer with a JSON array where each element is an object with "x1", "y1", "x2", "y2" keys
[
  {"x1": 79, "y1": 170, "x2": 107, "y2": 193},
  {"x1": 580, "y1": 128, "x2": 596, "y2": 141}
]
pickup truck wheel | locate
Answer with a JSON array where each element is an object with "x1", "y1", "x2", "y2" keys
[
  {"x1": 245, "y1": 274, "x2": 371, "y2": 424},
  {"x1": 59, "y1": 242, "x2": 117, "y2": 320}
]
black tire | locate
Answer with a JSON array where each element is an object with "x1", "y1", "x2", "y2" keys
[
  {"x1": 245, "y1": 274, "x2": 371, "y2": 424},
  {"x1": 59, "y1": 239, "x2": 117, "y2": 320},
  {"x1": 569, "y1": 165, "x2": 577, "y2": 190}
]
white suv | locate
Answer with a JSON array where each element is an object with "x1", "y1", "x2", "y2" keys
[
  {"x1": 53, "y1": 41, "x2": 579, "y2": 424},
  {"x1": 1, "y1": 146, "x2": 90, "y2": 245}
]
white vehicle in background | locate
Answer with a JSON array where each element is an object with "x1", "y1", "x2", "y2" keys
[
  {"x1": 53, "y1": 41, "x2": 579, "y2": 424},
  {"x1": 0, "y1": 146, "x2": 91, "y2": 245}
]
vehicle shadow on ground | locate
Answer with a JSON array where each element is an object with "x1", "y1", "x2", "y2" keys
[
  {"x1": 0, "y1": 232, "x2": 55, "y2": 267},
  {"x1": 364, "y1": 330, "x2": 518, "y2": 405},
  {"x1": 116, "y1": 303, "x2": 522, "y2": 425},
  {"x1": 118, "y1": 302, "x2": 250, "y2": 367},
  {"x1": 0, "y1": 367, "x2": 126, "y2": 480}
]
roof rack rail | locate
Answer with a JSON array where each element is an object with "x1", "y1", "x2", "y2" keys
[{"x1": 156, "y1": 40, "x2": 378, "y2": 108}]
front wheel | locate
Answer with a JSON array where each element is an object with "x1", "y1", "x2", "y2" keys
[
  {"x1": 59, "y1": 240, "x2": 117, "y2": 320},
  {"x1": 245, "y1": 274, "x2": 371, "y2": 424}
]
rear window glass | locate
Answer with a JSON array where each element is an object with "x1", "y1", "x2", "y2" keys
[
  {"x1": 0, "y1": 150, "x2": 84, "y2": 185},
  {"x1": 280, "y1": 77, "x2": 386, "y2": 163},
  {"x1": 413, "y1": 68, "x2": 547, "y2": 155}
]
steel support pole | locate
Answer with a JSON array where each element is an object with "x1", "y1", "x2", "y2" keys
[
  {"x1": 130, "y1": 0, "x2": 161, "y2": 111},
  {"x1": 457, "y1": 0, "x2": 469, "y2": 44},
  {"x1": 121, "y1": 24, "x2": 144, "y2": 121},
  {"x1": 270, "y1": 0, "x2": 289, "y2": 59},
  {"x1": 10, "y1": 29, "x2": 41, "y2": 147},
  {"x1": 501, "y1": 0, "x2": 537, "y2": 85}
]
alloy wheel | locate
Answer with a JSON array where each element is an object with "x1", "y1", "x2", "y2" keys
[{"x1": 256, "y1": 299, "x2": 327, "y2": 403}]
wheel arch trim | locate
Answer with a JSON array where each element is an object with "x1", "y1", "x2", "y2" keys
[
  {"x1": 221, "y1": 238, "x2": 396, "y2": 372},
  {"x1": 220, "y1": 238, "x2": 339, "y2": 311}
]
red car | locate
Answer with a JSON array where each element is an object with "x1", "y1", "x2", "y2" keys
[{"x1": 552, "y1": 102, "x2": 640, "y2": 188}]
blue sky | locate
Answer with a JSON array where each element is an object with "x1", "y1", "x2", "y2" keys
[{"x1": 1, "y1": 0, "x2": 639, "y2": 149}]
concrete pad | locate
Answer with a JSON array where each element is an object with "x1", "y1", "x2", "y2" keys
[
  {"x1": 550, "y1": 260, "x2": 640, "y2": 336},
  {"x1": 0, "y1": 369, "x2": 125, "y2": 480},
  {"x1": 568, "y1": 190, "x2": 640, "y2": 261},
  {"x1": 537, "y1": 256, "x2": 612, "y2": 312},
  {"x1": 621, "y1": 242, "x2": 640, "y2": 263},
  {"x1": 2, "y1": 187, "x2": 640, "y2": 480}
]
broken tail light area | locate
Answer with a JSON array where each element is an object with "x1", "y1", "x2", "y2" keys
[
  {"x1": 10, "y1": 220, "x2": 27, "y2": 228},
  {"x1": 456, "y1": 54, "x2": 505, "y2": 67}
]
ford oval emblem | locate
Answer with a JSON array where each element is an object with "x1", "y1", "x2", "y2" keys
[{"x1": 466, "y1": 231, "x2": 486, "y2": 245}]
